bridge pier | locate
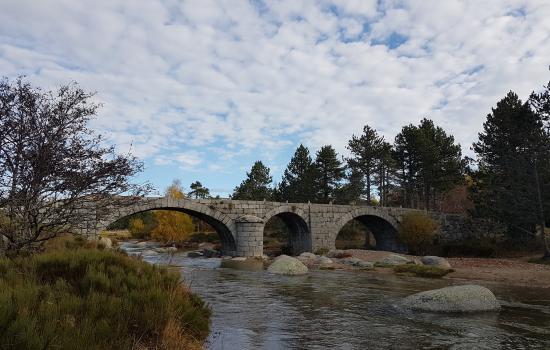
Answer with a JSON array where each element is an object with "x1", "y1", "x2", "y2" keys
[{"x1": 235, "y1": 215, "x2": 264, "y2": 257}]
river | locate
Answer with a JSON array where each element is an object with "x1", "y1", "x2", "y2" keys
[{"x1": 120, "y1": 241, "x2": 550, "y2": 350}]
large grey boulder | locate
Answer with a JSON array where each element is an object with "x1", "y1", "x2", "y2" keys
[
  {"x1": 403, "y1": 285, "x2": 500, "y2": 312},
  {"x1": 378, "y1": 254, "x2": 412, "y2": 266},
  {"x1": 267, "y1": 255, "x2": 308, "y2": 275},
  {"x1": 421, "y1": 256, "x2": 452, "y2": 270}
]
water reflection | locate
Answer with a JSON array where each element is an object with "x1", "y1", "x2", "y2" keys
[{"x1": 120, "y1": 241, "x2": 550, "y2": 350}]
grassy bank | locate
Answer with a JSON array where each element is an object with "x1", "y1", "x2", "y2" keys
[{"x1": 0, "y1": 246, "x2": 210, "y2": 350}]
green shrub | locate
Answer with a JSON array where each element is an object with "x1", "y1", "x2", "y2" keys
[
  {"x1": 393, "y1": 264, "x2": 453, "y2": 278},
  {"x1": 440, "y1": 239, "x2": 497, "y2": 257},
  {"x1": 0, "y1": 249, "x2": 210, "y2": 350},
  {"x1": 398, "y1": 212, "x2": 439, "y2": 255},
  {"x1": 188, "y1": 232, "x2": 220, "y2": 243},
  {"x1": 314, "y1": 247, "x2": 329, "y2": 256}
]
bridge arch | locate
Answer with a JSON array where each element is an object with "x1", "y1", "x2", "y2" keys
[
  {"x1": 263, "y1": 205, "x2": 311, "y2": 255},
  {"x1": 100, "y1": 197, "x2": 237, "y2": 256},
  {"x1": 333, "y1": 207, "x2": 406, "y2": 253}
]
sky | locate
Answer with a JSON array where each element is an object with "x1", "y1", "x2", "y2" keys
[{"x1": 1, "y1": 0, "x2": 549, "y2": 197}]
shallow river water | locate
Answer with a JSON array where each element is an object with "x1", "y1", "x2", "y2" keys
[{"x1": 120, "y1": 242, "x2": 550, "y2": 350}]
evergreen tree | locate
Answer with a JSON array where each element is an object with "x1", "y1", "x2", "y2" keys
[
  {"x1": 189, "y1": 181, "x2": 210, "y2": 199},
  {"x1": 530, "y1": 81, "x2": 550, "y2": 258},
  {"x1": 375, "y1": 141, "x2": 396, "y2": 207},
  {"x1": 394, "y1": 124, "x2": 421, "y2": 207},
  {"x1": 232, "y1": 161, "x2": 273, "y2": 200},
  {"x1": 394, "y1": 119, "x2": 464, "y2": 210},
  {"x1": 277, "y1": 144, "x2": 318, "y2": 202},
  {"x1": 314, "y1": 145, "x2": 344, "y2": 203},
  {"x1": 471, "y1": 91, "x2": 550, "y2": 244},
  {"x1": 334, "y1": 166, "x2": 366, "y2": 204},
  {"x1": 346, "y1": 125, "x2": 385, "y2": 204}
]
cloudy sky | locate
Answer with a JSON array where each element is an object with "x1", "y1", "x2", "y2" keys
[{"x1": 1, "y1": 0, "x2": 549, "y2": 196}]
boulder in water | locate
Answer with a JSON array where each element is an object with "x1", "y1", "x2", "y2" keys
[
  {"x1": 421, "y1": 256, "x2": 452, "y2": 270},
  {"x1": 267, "y1": 255, "x2": 308, "y2": 275},
  {"x1": 299, "y1": 252, "x2": 317, "y2": 259},
  {"x1": 378, "y1": 254, "x2": 412, "y2": 266},
  {"x1": 317, "y1": 256, "x2": 333, "y2": 265},
  {"x1": 403, "y1": 285, "x2": 500, "y2": 312}
]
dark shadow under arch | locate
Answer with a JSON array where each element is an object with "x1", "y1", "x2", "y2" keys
[
  {"x1": 336, "y1": 215, "x2": 406, "y2": 253},
  {"x1": 264, "y1": 212, "x2": 311, "y2": 256},
  {"x1": 109, "y1": 207, "x2": 237, "y2": 256}
]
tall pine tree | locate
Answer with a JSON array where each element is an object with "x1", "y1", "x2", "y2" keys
[
  {"x1": 314, "y1": 145, "x2": 344, "y2": 203},
  {"x1": 278, "y1": 144, "x2": 318, "y2": 202},
  {"x1": 232, "y1": 161, "x2": 273, "y2": 200},
  {"x1": 394, "y1": 119, "x2": 464, "y2": 210},
  {"x1": 346, "y1": 125, "x2": 385, "y2": 204},
  {"x1": 472, "y1": 91, "x2": 550, "y2": 243}
]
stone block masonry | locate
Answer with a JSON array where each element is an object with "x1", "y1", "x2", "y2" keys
[{"x1": 79, "y1": 198, "x2": 497, "y2": 257}]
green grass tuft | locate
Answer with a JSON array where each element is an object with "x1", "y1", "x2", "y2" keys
[{"x1": 393, "y1": 264, "x2": 453, "y2": 278}]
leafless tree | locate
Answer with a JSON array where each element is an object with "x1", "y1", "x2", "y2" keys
[{"x1": 0, "y1": 77, "x2": 150, "y2": 254}]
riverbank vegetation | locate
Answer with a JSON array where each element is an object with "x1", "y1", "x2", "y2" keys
[
  {"x1": 0, "y1": 78, "x2": 211, "y2": 349},
  {"x1": 0, "y1": 243, "x2": 210, "y2": 350}
]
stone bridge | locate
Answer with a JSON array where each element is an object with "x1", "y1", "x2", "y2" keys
[{"x1": 80, "y1": 197, "x2": 484, "y2": 257}]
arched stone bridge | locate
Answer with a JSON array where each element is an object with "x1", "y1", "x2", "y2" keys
[{"x1": 80, "y1": 197, "x2": 475, "y2": 257}]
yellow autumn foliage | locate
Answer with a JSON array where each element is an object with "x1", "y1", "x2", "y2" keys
[
  {"x1": 151, "y1": 211, "x2": 195, "y2": 242},
  {"x1": 151, "y1": 179, "x2": 195, "y2": 242}
]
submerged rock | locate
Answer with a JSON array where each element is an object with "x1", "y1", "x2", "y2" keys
[
  {"x1": 378, "y1": 254, "x2": 412, "y2": 266},
  {"x1": 203, "y1": 249, "x2": 220, "y2": 258},
  {"x1": 230, "y1": 257, "x2": 247, "y2": 262},
  {"x1": 187, "y1": 250, "x2": 204, "y2": 258},
  {"x1": 421, "y1": 256, "x2": 452, "y2": 270},
  {"x1": 357, "y1": 261, "x2": 374, "y2": 269},
  {"x1": 402, "y1": 285, "x2": 500, "y2": 312},
  {"x1": 267, "y1": 255, "x2": 308, "y2": 275},
  {"x1": 136, "y1": 241, "x2": 148, "y2": 247},
  {"x1": 154, "y1": 246, "x2": 177, "y2": 253},
  {"x1": 341, "y1": 257, "x2": 362, "y2": 266}
]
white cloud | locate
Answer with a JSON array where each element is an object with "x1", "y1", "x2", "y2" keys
[{"x1": 1, "y1": 0, "x2": 550, "y2": 188}]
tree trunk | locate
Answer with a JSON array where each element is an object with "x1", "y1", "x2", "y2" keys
[
  {"x1": 366, "y1": 169, "x2": 371, "y2": 204},
  {"x1": 533, "y1": 160, "x2": 550, "y2": 259}
]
